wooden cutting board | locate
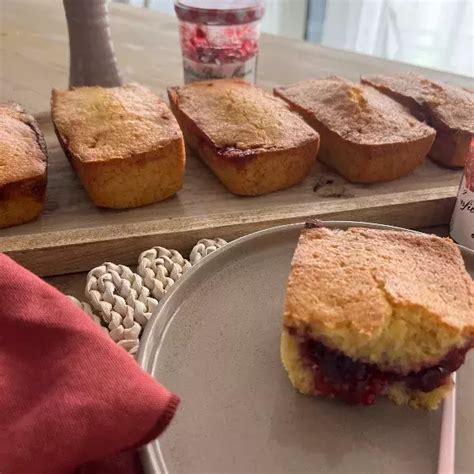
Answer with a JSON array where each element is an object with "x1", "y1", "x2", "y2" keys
[{"x1": 0, "y1": 113, "x2": 462, "y2": 277}]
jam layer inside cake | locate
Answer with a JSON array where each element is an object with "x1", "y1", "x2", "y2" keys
[{"x1": 292, "y1": 330, "x2": 471, "y2": 405}]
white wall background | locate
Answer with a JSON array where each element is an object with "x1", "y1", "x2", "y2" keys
[
  {"x1": 319, "y1": 0, "x2": 473, "y2": 77},
  {"x1": 114, "y1": 0, "x2": 474, "y2": 77}
]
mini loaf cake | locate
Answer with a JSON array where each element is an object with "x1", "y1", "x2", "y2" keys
[
  {"x1": 0, "y1": 103, "x2": 47, "y2": 229},
  {"x1": 362, "y1": 72, "x2": 474, "y2": 168},
  {"x1": 51, "y1": 83, "x2": 185, "y2": 209},
  {"x1": 274, "y1": 77, "x2": 436, "y2": 183},
  {"x1": 281, "y1": 223, "x2": 474, "y2": 409},
  {"x1": 167, "y1": 79, "x2": 320, "y2": 196}
]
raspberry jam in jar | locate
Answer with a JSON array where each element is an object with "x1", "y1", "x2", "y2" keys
[{"x1": 174, "y1": 0, "x2": 264, "y2": 83}]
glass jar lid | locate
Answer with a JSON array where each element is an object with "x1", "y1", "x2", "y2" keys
[{"x1": 175, "y1": 0, "x2": 265, "y2": 26}]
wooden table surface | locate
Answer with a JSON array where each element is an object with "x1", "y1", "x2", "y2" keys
[
  {"x1": 1, "y1": 0, "x2": 472, "y2": 295},
  {"x1": 2, "y1": 0, "x2": 473, "y2": 115},
  {"x1": 2, "y1": 4, "x2": 473, "y2": 472}
]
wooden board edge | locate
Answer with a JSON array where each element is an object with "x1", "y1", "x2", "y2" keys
[
  {"x1": 0, "y1": 186, "x2": 458, "y2": 252},
  {"x1": 5, "y1": 195, "x2": 456, "y2": 277}
]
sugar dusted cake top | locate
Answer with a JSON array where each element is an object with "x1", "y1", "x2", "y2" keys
[
  {"x1": 52, "y1": 83, "x2": 182, "y2": 163},
  {"x1": 0, "y1": 103, "x2": 47, "y2": 187},
  {"x1": 283, "y1": 224, "x2": 474, "y2": 371},
  {"x1": 274, "y1": 76, "x2": 435, "y2": 145},
  {"x1": 362, "y1": 72, "x2": 474, "y2": 134},
  {"x1": 167, "y1": 79, "x2": 318, "y2": 154}
]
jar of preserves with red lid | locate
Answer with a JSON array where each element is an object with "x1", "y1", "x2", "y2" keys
[
  {"x1": 450, "y1": 141, "x2": 474, "y2": 249},
  {"x1": 174, "y1": 0, "x2": 264, "y2": 84}
]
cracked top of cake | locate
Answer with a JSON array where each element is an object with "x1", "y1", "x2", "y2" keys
[{"x1": 283, "y1": 226, "x2": 474, "y2": 372}]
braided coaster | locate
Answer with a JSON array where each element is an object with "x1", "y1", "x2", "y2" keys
[
  {"x1": 69, "y1": 238, "x2": 227, "y2": 355},
  {"x1": 137, "y1": 247, "x2": 191, "y2": 301}
]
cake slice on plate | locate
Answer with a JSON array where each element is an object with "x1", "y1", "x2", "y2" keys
[{"x1": 281, "y1": 223, "x2": 474, "y2": 409}]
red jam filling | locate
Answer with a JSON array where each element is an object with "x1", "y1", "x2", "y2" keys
[{"x1": 292, "y1": 330, "x2": 471, "y2": 406}]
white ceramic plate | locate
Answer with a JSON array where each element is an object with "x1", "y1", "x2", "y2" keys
[{"x1": 138, "y1": 222, "x2": 474, "y2": 474}]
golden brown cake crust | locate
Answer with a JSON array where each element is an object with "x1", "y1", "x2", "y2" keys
[
  {"x1": 0, "y1": 103, "x2": 47, "y2": 228},
  {"x1": 51, "y1": 83, "x2": 185, "y2": 209},
  {"x1": 168, "y1": 79, "x2": 319, "y2": 196},
  {"x1": 274, "y1": 77, "x2": 435, "y2": 183},
  {"x1": 274, "y1": 76, "x2": 435, "y2": 146},
  {"x1": 286, "y1": 226, "x2": 474, "y2": 334},
  {"x1": 168, "y1": 79, "x2": 318, "y2": 158},
  {"x1": 52, "y1": 83, "x2": 183, "y2": 163},
  {"x1": 0, "y1": 103, "x2": 47, "y2": 187},
  {"x1": 361, "y1": 72, "x2": 474, "y2": 134},
  {"x1": 361, "y1": 73, "x2": 473, "y2": 168}
]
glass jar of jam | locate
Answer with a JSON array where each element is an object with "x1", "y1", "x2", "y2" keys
[
  {"x1": 450, "y1": 140, "x2": 474, "y2": 249},
  {"x1": 174, "y1": 0, "x2": 265, "y2": 84}
]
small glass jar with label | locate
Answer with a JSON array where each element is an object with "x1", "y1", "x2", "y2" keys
[
  {"x1": 174, "y1": 0, "x2": 264, "y2": 84},
  {"x1": 450, "y1": 142, "x2": 474, "y2": 249}
]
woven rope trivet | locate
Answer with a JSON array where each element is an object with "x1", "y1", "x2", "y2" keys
[
  {"x1": 69, "y1": 238, "x2": 227, "y2": 356},
  {"x1": 137, "y1": 247, "x2": 192, "y2": 301}
]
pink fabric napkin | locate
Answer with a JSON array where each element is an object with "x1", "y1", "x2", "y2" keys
[{"x1": 0, "y1": 253, "x2": 179, "y2": 474}]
